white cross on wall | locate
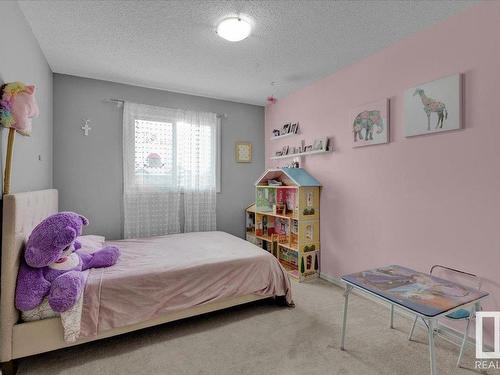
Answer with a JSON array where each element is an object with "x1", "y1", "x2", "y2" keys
[{"x1": 81, "y1": 120, "x2": 92, "y2": 136}]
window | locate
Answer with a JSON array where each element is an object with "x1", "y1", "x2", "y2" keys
[
  {"x1": 133, "y1": 118, "x2": 220, "y2": 191},
  {"x1": 123, "y1": 102, "x2": 219, "y2": 238},
  {"x1": 124, "y1": 103, "x2": 220, "y2": 193}
]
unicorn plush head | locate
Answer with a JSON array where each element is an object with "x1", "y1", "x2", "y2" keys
[{"x1": 0, "y1": 82, "x2": 39, "y2": 136}]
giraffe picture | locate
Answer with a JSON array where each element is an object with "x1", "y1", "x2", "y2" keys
[
  {"x1": 350, "y1": 98, "x2": 389, "y2": 148},
  {"x1": 404, "y1": 74, "x2": 462, "y2": 137}
]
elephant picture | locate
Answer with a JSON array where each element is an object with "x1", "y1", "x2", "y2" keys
[
  {"x1": 350, "y1": 98, "x2": 389, "y2": 147},
  {"x1": 353, "y1": 110, "x2": 383, "y2": 142}
]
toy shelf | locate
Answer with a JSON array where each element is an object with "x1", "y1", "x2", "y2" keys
[
  {"x1": 270, "y1": 148, "x2": 332, "y2": 160},
  {"x1": 279, "y1": 242, "x2": 298, "y2": 252},
  {"x1": 256, "y1": 234, "x2": 273, "y2": 242},
  {"x1": 279, "y1": 259, "x2": 300, "y2": 280},
  {"x1": 255, "y1": 185, "x2": 297, "y2": 189},
  {"x1": 255, "y1": 210, "x2": 296, "y2": 220},
  {"x1": 246, "y1": 168, "x2": 321, "y2": 282}
]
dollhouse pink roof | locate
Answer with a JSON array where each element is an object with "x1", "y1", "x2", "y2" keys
[{"x1": 255, "y1": 168, "x2": 321, "y2": 187}]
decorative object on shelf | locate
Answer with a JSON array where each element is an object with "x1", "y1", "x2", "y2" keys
[
  {"x1": 270, "y1": 120, "x2": 299, "y2": 140},
  {"x1": 312, "y1": 137, "x2": 329, "y2": 151},
  {"x1": 405, "y1": 73, "x2": 462, "y2": 137},
  {"x1": 0, "y1": 82, "x2": 39, "y2": 194},
  {"x1": 275, "y1": 203, "x2": 285, "y2": 215},
  {"x1": 81, "y1": 119, "x2": 92, "y2": 136},
  {"x1": 281, "y1": 123, "x2": 291, "y2": 135},
  {"x1": 270, "y1": 120, "x2": 301, "y2": 140},
  {"x1": 235, "y1": 141, "x2": 252, "y2": 162},
  {"x1": 270, "y1": 137, "x2": 332, "y2": 160},
  {"x1": 350, "y1": 98, "x2": 389, "y2": 147},
  {"x1": 267, "y1": 179, "x2": 282, "y2": 186},
  {"x1": 283, "y1": 157, "x2": 300, "y2": 169},
  {"x1": 290, "y1": 122, "x2": 299, "y2": 134},
  {"x1": 245, "y1": 168, "x2": 321, "y2": 282}
]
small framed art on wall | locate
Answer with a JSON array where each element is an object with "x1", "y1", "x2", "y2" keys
[
  {"x1": 404, "y1": 73, "x2": 462, "y2": 137},
  {"x1": 235, "y1": 142, "x2": 252, "y2": 163},
  {"x1": 350, "y1": 98, "x2": 389, "y2": 148}
]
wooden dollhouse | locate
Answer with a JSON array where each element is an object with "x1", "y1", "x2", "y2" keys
[{"x1": 245, "y1": 168, "x2": 321, "y2": 281}]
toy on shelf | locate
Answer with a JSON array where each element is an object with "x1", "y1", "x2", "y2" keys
[
  {"x1": 256, "y1": 186, "x2": 275, "y2": 212},
  {"x1": 245, "y1": 168, "x2": 321, "y2": 282},
  {"x1": 245, "y1": 203, "x2": 256, "y2": 234}
]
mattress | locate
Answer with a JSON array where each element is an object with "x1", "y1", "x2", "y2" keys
[{"x1": 79, "y1": 231, "x2": 292, "y2": 338}]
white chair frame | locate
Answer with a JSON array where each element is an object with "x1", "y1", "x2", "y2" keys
[{"x1": 407, "y1": 264, "x2": 482, "y2": 368}]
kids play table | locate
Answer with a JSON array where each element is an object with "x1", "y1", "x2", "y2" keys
[{"x1": 340, "y1": 265, "x2": 488, "y2": 375}]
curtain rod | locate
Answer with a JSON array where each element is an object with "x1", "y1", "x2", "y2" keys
[{"x1": 107, "y1": 98, "x2": 227, "y2": 119}]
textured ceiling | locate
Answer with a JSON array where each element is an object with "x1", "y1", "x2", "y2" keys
[{"x1": 18, "y1": 0, "x2": 475, "y2": 106}]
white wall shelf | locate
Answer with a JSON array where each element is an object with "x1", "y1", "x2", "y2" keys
[
  {"x1": 270, "y1": 132, "x2": 298, "y2": 141},
  {"x1": 270, "y1": 149, "x2": 333, "y2": 160}
]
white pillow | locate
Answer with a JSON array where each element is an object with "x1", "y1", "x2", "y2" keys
[{"x1": 77, "y1": 235, "x2": 106, "y2": 254}]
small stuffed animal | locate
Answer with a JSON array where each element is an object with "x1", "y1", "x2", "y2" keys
[{"x1": 15, "y1": 212, "x2": 120, "y2": 313}]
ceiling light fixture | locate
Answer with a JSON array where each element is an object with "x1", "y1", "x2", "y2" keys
[{"x1": 216, "y1": 17, "x2": 251, "y2": 42}]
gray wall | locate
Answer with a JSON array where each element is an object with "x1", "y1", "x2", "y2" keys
[
  {"x1": 53, "y1": 74, "x2": 264, "y2": 240},
  {"x1": 0, "y1": 1, "x2": 53, "y2": 194}
]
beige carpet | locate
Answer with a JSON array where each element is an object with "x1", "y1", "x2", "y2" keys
[{"x1": 17, "y1": 279, "x2": 483, "y2": 375}]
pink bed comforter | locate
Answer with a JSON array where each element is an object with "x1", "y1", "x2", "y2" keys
[{"x1": 80, "y1": 231, "x2": 292, "y2": 337}]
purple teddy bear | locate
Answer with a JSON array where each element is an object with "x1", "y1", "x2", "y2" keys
[{"x1": 15, "y1": 212, "x2": 120, "y2": 313}]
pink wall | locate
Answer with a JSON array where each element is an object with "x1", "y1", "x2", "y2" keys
[{"x1": 266, "y1": 2, "x2": 500, "y2": 340}]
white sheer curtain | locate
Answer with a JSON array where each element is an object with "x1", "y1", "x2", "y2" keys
[
  {"x1": 177, "y1": 111, "x2": 217, "y2": 232},
  {"x1": 123, "y1": 102, "x2": 217, "y2": 239}
]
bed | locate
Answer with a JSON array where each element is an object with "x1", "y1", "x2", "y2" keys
[{"x1": 0, "y1": 189, "x2": 292, "y2": 374}]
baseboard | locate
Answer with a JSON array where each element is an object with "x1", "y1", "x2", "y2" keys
[
  {"x1": 319, "y1": 272, "x2": 344, "y2": 288},
  {"x1": 319, "y1": 272, "x2": 492, "y2": 351}
]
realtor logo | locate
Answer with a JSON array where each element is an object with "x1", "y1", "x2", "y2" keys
[{"x1": 476, "y1": 311, "x2": 500, "y2": 359}]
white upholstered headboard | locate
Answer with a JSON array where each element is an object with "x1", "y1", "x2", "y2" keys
[{"x1": 0, "y1": 189, "x2": 58, "y2": 362}]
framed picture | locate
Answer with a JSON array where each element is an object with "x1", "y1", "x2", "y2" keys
[
  {"x1": 235, "y1": 142, "x2": 252, "y2": 163},
  {"x1": 281, "y1": 123, "x2": 291, "y2": 135},
  {"x1": 312, "y1": 137, "x2": 328, "y2": 151},
  {"x1": 350, "y1": 98, "x2": 389, "y2": 148},
  {"x1": 404, "y1": 73, "x2": 462, "y2": 137}
]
